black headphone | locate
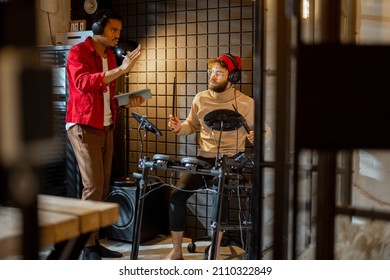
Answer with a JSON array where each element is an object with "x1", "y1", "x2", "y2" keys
[
  {"x1": 92, "y1": 11, "x2": 111, "y2": 35},
  {"x1": 224, "y1": 53, "x2": 241, "y2": 84}
]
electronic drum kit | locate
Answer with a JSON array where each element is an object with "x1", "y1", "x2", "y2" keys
[{"x1": 130, "y1": 108, "x2": 254, "y2": 260}]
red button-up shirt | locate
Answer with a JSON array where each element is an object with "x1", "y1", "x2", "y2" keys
[{"x1": 65, "y1": 36, "x2": 118, "y2": 129}]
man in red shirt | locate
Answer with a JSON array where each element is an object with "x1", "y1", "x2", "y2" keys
[{"x1": 66, "y1": 9, "x2": 144, "y2": 260}]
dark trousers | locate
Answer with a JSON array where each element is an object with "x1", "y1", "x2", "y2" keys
[{"x1": 168, "y1": 156, "x2": 228, "y2": 231}]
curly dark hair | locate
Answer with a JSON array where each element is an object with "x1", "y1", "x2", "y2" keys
[{"x1": 93, "y1": 9, "x2": 122, "y2": 30}]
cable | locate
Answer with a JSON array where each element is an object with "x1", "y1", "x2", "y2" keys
[
  {"x1": 138, "y1": 169, "x2": 218, "y2": 200},
  {"x1": 234, "y1": 177, "x2": 245, "y2": 250},
  {"x1": 46, "y1": 12, "x2": 54, "y2": 45},
  {"x1": 233, "y1": 88, "x2": 240, "y2": 154}
]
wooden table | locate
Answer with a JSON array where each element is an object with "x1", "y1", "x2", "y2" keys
[{"x1": 0, "y1": 195, "x2": 119, "y2": 259}]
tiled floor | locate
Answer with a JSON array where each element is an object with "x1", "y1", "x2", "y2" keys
[
  {"x1": 99, "y1": 235, "x2": 245, "y2": 260},
  {"x1": 4, "y1": 234, "x2": 245, "y2": 260},
  {"x1": 11, "y1": 234, "x2": 245, "y2": 260}
]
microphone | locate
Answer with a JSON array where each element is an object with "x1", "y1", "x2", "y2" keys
[
  {"x1": 132, "y1": 112, "x2": 163, "y2": 136},
  {"x1": 114, "y1": 40, "x2": 139, "y2": 65}
]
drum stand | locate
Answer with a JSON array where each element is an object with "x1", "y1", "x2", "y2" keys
[
  {"x1": 129, "y1": 120, "x2": 155, "y2": 260},
  {"x1": 207, "y1": 154, "x2": 254, "y2": 260},
  {"x1": 203, "y1": 117, "x2": 240, "y2": 260},
  {"x1": 207, "y1": 155, "x2": 227, "y2": 260},
  {"x1": 203, "y1": 110, "x2": 251, "y2": 260}
]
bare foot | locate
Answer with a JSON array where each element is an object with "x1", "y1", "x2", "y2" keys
[{"x1": 163, "y1": 249, "x2": 184, "y2": 260}]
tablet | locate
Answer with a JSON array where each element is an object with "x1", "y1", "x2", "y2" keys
[{"x1": 114, "y1": 88, "x2": 152, "y2": 106}]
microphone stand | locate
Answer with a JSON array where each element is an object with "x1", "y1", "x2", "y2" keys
[
  {"x1": 130, "y1": 121, "x2": 150, "y2": 260},
  {"x1": 123, "y1": 75, "x2": 130, "y2": 178},
  {"x1": 137, "y1": 121, "x2": 146, "y2": 163}
]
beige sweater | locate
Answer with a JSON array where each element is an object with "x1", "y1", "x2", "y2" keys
[{"x1": 176, "y1": 87, "x2": 255, "y2": 158}]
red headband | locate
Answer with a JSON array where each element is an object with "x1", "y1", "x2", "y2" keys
[{"x1": 217, "y1": 54, "x2": 242, "y2": 72}]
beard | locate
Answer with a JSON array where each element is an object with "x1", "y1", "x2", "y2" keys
[{"x1": 208, "y1": 79, "x2": 229, "y2": 93}]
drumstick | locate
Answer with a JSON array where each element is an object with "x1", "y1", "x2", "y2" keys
[
  {"x1": 232, "y1": 104, "x2": 250, "y2": 133},
  {"x1": 172, "y1": 76, "x2": 177, "y2": 117}
]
